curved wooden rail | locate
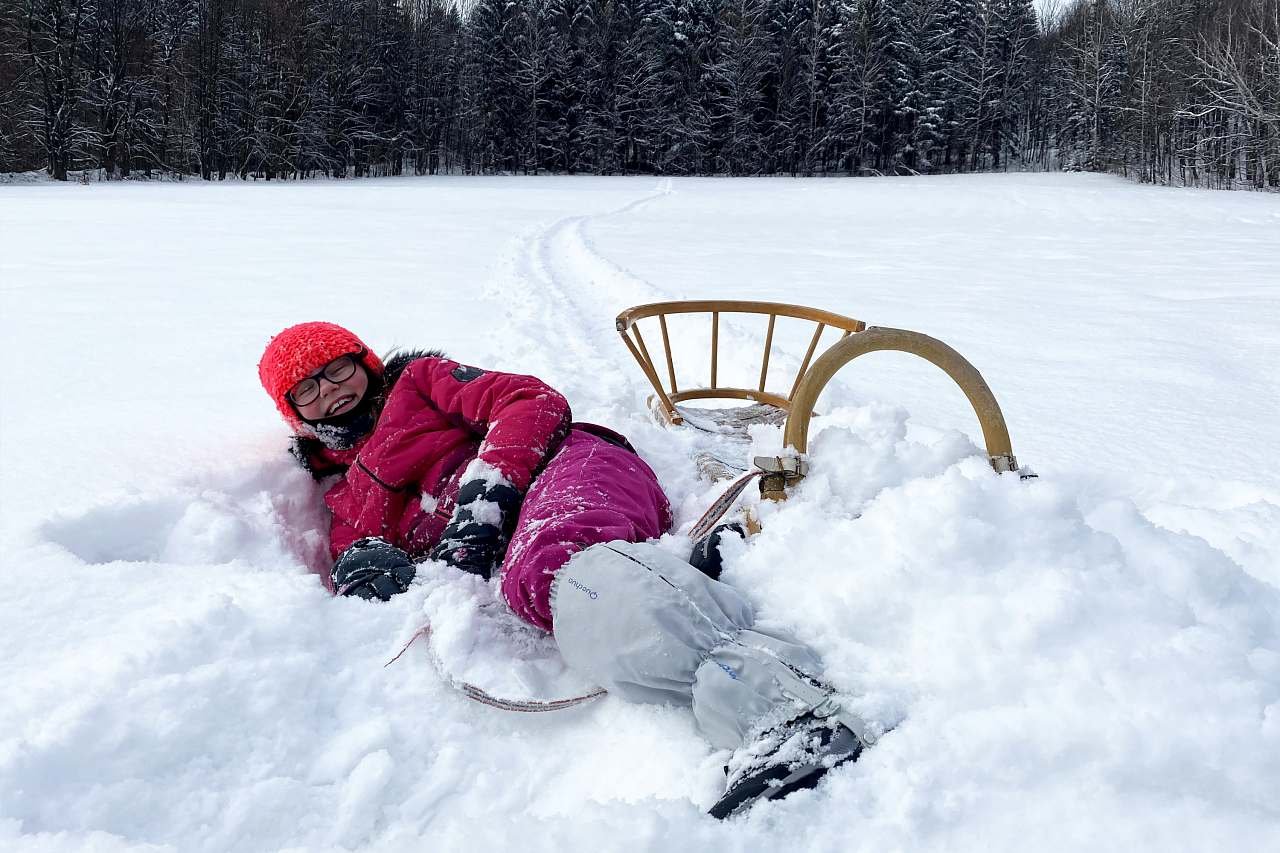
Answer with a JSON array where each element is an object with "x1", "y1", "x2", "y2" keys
[
  {"x1": 616, "y1": 301, "x2": 867, "y2": 334},
  {"x1": 781, "y1": 327, "x2": 1018, "y2": 493}
]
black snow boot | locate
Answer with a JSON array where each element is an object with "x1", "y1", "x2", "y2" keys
[
  {"x1": 689, "y1": 522, "x2": 746, "y2": 581},
  {"x1": 708, "y1": 713, "x2": 865, "y2": 820}
]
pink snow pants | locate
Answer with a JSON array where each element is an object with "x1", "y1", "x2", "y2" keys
[{"x1": 499, "y1": 428, "x2": 672, "y2": 632}]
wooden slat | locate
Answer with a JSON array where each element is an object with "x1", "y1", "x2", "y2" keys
[
  {"x1": 758, "y1": 314, "x2": 776, "y2": 392},
  {"x1": 788, "y1": 322, "x2": 826, "y2": 400},
  {"x1": 620, "y1": 327, "x2": 677, "y2": 420},
  {"x1": 658, "y1": 314, "x2": 677, "y2": 393},
  {"x1": 711, "y1": 311, "x2": 719, "y2": 389},
  {"x1": 632, "y1": 325, "x2": 659, "y2": 384}
]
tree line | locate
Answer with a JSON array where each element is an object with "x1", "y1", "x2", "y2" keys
[{"x1": 2, "y1": 0, "x2": 1276, "y2": 188}]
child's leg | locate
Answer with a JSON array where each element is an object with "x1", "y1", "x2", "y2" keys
[
  {"x1": 549, "y1": 540, "x2": 836, "y2": 750},
  {"x1": 499, "y1": 430, "x2": 672, "y2": 631}
]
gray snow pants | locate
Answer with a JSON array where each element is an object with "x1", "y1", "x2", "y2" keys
[{"x1": 549, "y1": 540, "x2": 830, "y2": 750}]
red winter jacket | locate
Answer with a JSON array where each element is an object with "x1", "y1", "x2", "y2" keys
[{"x1": 296, "y1": 356, "x2": 571, "y2": 588}]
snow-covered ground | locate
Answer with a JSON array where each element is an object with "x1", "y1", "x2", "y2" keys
[{"x1": 1, "y1": 174, "x2": 1277, "y2": 852}]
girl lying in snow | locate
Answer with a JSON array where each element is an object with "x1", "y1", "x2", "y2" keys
[{"x1": 258, "y1": 321, "x2": 875, "y2": 818}]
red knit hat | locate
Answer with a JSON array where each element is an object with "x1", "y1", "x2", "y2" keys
[{"x1": 258, "y1": 322, "x2": 384, "y2": 432}]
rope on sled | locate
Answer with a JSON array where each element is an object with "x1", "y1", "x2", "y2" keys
[{"x1": 384, "y1": 622, "x2": 608, "y2": 713}]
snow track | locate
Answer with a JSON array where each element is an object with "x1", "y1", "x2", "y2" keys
[
  {"x1": 484, "y1": 176, "x2": 817, "y2": 524},
  {"x1": 484, "y1": 175, "x2": 858, "y2": 505},
  {"x1": 487, "y1": 178, "x2": 675, "y2": 413}
]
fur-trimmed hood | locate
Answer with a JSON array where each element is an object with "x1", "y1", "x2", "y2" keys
[{"x1": 381, "y1": 348, "x2": 447, "y2": 389}]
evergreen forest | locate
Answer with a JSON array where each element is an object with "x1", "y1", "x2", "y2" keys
[{"x1": 2, "y1": 0, "x2": 1277, "y2": 188}]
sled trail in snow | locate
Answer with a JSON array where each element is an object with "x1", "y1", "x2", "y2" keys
[{"x1": 486, "y1": 179, "x2": 676, "y2": 414}]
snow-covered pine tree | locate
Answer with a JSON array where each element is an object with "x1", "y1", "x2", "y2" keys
[
  {"x1": 404, "y1": 0, "x2": 462, "y2": 175},
  {"x1": 760, "y1": 0, "x2": 815, "y2": 175},
  {"x1": 801, "y1": 0, "x2": 844, "y2": 174},
  {"x1": 647, "y1": 0, "x2": 721, "y2": 173},
  {"x1": 892, "y1": 0, "x2": 947, "y2": 173},
  {"x1": 464, "y1": 0, "x2": 531, "y2": 173},
  {"x1": 824, "y1": 0, "x2": 875, "y2": 174},
  {"x1": 535, "y1": 0, "x2": 596, "y2": 172},
  {"x1": 1056, "y1": 0, "x2": 1127, "y2": 173},
  {"x1": 901, "y1": 0, "x2": 956, "y2": 173},
  {"x1": 708, "y1": 0, "x2": 766, "y2": 174},
  {"x1": 925, "y1": 0, "x2": 975, "y2": 170},
  {"x1": 954, "y1": 0, "x2": 1004, "y2": 170},
  {"x1": 863, "y1": 0, "x2": 915, "y2": 173},
  {"x1": 519, "y1": 0, "x2": 560, "y2": 172},
  {"x1": 988, "y1": 0, "x2": 1038, "y2": 169},
  {"x1": 223, "y1": 3, "x2": 309, "y2": 180},
  {"x1": 372, "y1": 0, "x2": 414, "y2": 176},
  {"x1": 576, "y1": 0, "x2": 619, "y2": 173},
  {"x1": 608, "y1": 0, "x2": 662, "y2": 173}
]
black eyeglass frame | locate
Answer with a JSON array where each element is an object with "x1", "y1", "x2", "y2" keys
[{"x1": 287, "y1": 350, "x2": 364, "y2": 407}]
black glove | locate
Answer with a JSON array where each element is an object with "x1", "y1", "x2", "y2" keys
[
  {"x1": 429, "y1": 478, "x2": 522, "y2": 579},
  {"x1": 688, "y1": 522, "x2": 746, "y2": 581},
  {"x1": 332, "y1": 537, "x2": 417, "y2": 601}
]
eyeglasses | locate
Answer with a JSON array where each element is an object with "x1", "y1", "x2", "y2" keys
[{"x1": 288, "y1": 353, "x2": 361, "y2": 407}]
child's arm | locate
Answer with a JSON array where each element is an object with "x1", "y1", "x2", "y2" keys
[
  {"x1": 324, "y1": 356, "x2": 571, "y2": 573},
  {"x1": 407, "y1": 357, "x2": 571, "y2": 577},
  {"x1": 402, "y1": 357, "x2": 572, "y2": 492}
]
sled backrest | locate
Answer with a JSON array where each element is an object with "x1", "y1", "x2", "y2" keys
[{"x1": 615, "y1": 301, "x2": 866, "y2": 425}]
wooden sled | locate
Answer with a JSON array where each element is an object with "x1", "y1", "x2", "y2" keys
[{"x1": 616, "y1": 301, "x2": 1020, "y2": 504}]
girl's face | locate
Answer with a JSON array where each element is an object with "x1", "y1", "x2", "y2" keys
[{"x1": 289, "y1": 354, "x2": 371, "y2": 422}]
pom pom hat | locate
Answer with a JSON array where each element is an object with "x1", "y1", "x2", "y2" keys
[{"x1": 259, "y1": 322, "x2": 384, "y2": 432}]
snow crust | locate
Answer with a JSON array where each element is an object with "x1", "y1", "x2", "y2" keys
[{"x1": 2, "y1": 174, "x2": 1278, "y2": 851}]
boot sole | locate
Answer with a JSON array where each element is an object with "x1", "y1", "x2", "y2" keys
[{"x1": 708, "y1": 742, "x2": 863, "y2": 819}]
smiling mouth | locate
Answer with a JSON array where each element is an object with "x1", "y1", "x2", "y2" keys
[{"x1": 327, "y1": 394, "x2": 358, "y2": 416}]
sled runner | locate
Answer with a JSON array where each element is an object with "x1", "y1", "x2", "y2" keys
[{"x1": 616, "y1": 300, "x2": 1020, "y2": 506}]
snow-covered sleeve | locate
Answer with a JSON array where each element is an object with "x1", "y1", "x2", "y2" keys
[{"x1": 404, "y1": 357, "x2": 571, "y2": 492}]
